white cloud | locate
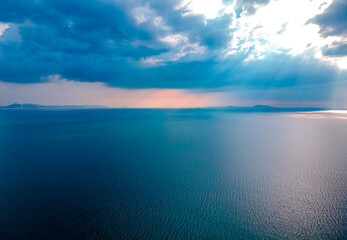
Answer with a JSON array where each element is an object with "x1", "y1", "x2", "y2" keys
[
  {"x1": 141, "y1": 33, "x2": 206, "y2": 67},
  {"x1": 129, "y1": 3, "x2": 208, "y2": 67},
  {"x1": 323, "y1": 55, "x2": 347, "y2": 70},
  {"x1": 132, "y1": 4, "x2": 157, "y2": 25},
  {"x1": 131, "y1": 4, "x2": 169, "y2": 30},
  {"x1": 159, "y1": 33, "x2": 189, "y2": 47},
  {"x1": 172, "y1": 0, "x2": 347, "y2": 69},
  {"x1": 177, "y1": 0, "x2": 227, "y2": 19},
  {"x1": 227, "y1": 0, "x2": 347, "y2": 69},
  {"x1": 0, "y1": 23, "x2": 9, "y2": 37}
]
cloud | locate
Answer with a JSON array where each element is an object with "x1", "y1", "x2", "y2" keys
[
  {"x1": 0, "y1": 23, "x2": 9, "y2": 36},
  {"x1": 228, "y1": 0, "x2": 335, "y2": 57},
  {"x1": 322, "y1": 43, "x2": 347, "y2": 57},
  {"x1": 310, "y1": 0, "x2": 347, "y2": 64},
  {"x1": 141, "y1": 33, "x2": 206, "y2": 66},
  {"x1": 311, "y1": 0, "x2": 347, "y2": 38},
  {"x1": 0, "y1": 0, "x2": 220, "y2": 84},
  {"x1": 233, "y1": 0, "x2": 271, "y2": 15},
  {"x1": 178, "y1": 0, "x2": 226, "y2": 19},
  {"x1": 227, "y1": 0, "x2": 347, "y2": 71},
  {"x1": 0, "y1": 0, "x2": 346, "y2": 107}
]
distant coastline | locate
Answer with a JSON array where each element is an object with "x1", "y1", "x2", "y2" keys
[
  {"x1": 1, "y1": 103, "x2": 346, "y2": 112},
  {"x1": 0, "y1": 103, "x2": 108, "y2": 109}
]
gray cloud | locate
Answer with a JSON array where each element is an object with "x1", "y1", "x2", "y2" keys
[
  {"x1": 322, "y1": 43, "x2": 347, "y2": 57},
  {"x1": 311, "y1": 0, "x2": 347, "y2": 38}
]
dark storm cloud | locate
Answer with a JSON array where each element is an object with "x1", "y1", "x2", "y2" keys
[
  {"x1": 0, "y1": 0, "x2": 218, "y2": 83},
  {"x1": 0, "y1": 0, "x2": 235, "y2": 86},
  {"x1": 0, "y1": 0, "x2": 164, "y2": 83}
]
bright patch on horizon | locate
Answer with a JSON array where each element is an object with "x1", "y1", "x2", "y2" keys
[{"x1": 288, "y1": 110, "x2": 347, "y2": 119}]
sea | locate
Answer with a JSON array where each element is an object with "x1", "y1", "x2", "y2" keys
[{"x1": 0, "y1": 109, "x2": 346, "y2": 239}]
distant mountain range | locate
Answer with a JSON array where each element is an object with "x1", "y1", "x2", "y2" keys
[{"x1": 0, "y1": 103, "x2": 107, "y2": 109}]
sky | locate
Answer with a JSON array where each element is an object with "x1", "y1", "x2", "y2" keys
[{"x1": 0, "y1": 0, "x2": 346, "y2": 108}]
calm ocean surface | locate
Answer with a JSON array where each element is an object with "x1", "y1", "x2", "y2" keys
[{"x1": 0, "y1": 109, "x2": 346, "y2": 239}]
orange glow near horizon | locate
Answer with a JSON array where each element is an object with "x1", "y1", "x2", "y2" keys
[
  {"x1": 0, "y1": 80, "x2": 228, "y2": 108},
  {"x1": 1, "y1": 79, "x2": 346, "y2": 108}
]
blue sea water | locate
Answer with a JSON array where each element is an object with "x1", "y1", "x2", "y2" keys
[{"x1": 0, "y1": 109, "x2": 346, "y2": 239}]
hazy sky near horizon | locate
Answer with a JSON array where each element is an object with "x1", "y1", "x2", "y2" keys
[{"x1": 0, "y1": 0, "x2": 346, "y2": 107}]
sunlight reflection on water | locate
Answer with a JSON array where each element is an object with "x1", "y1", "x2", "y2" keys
[{"x1": 287, "y1": 110, "x2": 347, "y2": 119}]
